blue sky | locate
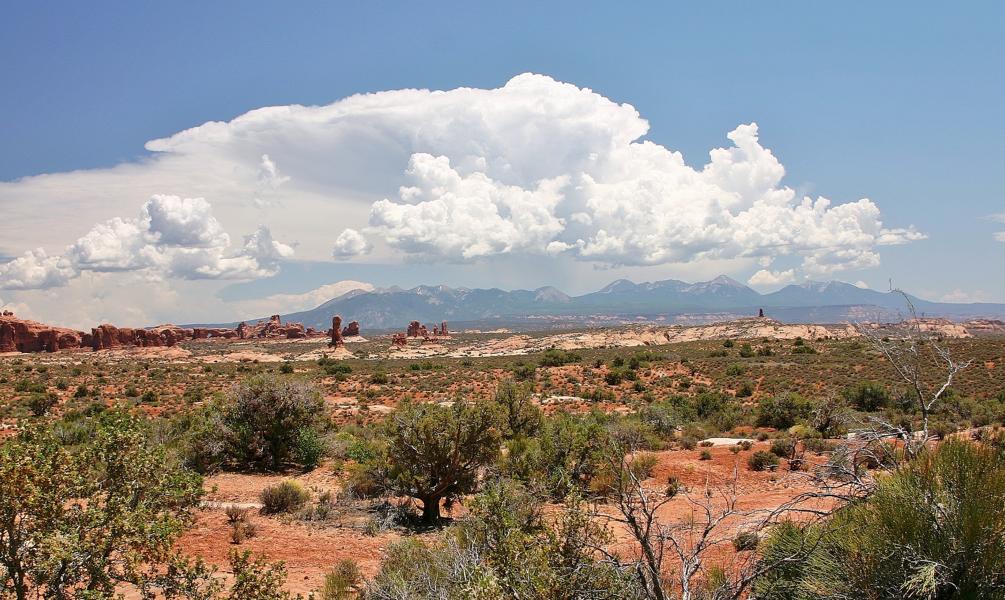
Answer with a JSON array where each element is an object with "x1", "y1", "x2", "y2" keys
[{"x1": 1, "y1": 2, "x2": 1003, "y2": 327}]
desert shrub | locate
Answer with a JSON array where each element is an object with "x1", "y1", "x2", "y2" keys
[
  {"x1": 725, "y1": 363, "x2": 746, "y2": 377},
  {"x1": 0, "y1": 414, "x2": 203, "y2": 599},
  {"x1": 140, "y1": 390, "x2": 157, "y2": 403},
  {"x1": 320, "y1": 559, "x2": 361, "y2": 600},
  {"x1": 27, "y1": 392, "x2": 58, "y2": 417},
  {"x1": 733, "y1": 530, "x2": 759, "y2": 552},
  {"x1": 757, "y1": 345, "x2": 774, "y2": 357},
  {"x1": 260, "y1": 480, "x2": 311, "y2": 514},
  {"x1": 630, "y1": 452, "x2": 658, "y2": 479},
  {"x1": 754, "y1": 439, "x2": 1005, "y2": 599},
  {"x1": 802, "y1": 437, "x2": 835, "y2": 454},
  {"x1": 723, "y1": 339, "x2": 735, "y2": 348},
  {"x1": 293, "y1": 427, "x2": 327, "y2": 470},
  {"x1": 609, "y1": 418, "x2": 663, "y2": 451},
  {"x1": 279, "y1": 362, "x2": 294, "y2": 374},
  {"x1": 739, "y1": 343, "x2": 755, "y2": 358},
  {"x1": 366, "y1": 479, "x2": 636, "y2": 598},
  {"x1": 324, "y1": 363, "x2": 352, "y2": 376},
  {"x1": 124, "y1": 384, "x2": 140, "y2": 397},
  {"x1": 225, "y1": 505, "x2": 249, "y2": 524},
  {"x1": 756, "y1": 394, "x2": 813, "y2": 429},
  {"x1": 842, "y1": 381, "x2": 890, "y2": 412},
  {"x1": 791, "y1": 345, "x2": 817, "y2": 355},
  {"x1": 385, "y1": 400, "x2": 502, "y2": 522},
  {"x1": 73, "y1": 384, "x2": 89, "y2": 398},
  {"x1": 770, "y1": 438, "x2": 796, "y2": 459},
  {"x1": 735, "y1": 382, "x2": 754, "y2": 398},
  {"x1": 230, "y1": 519, "x2": 258, "y2": 544},
  {"x1": 599, "y1": 369, "x2": 618, "y2": 385},
  {"x1": 215, "y1": 377, "x2": 328, "y2": 471},
  {"x1": 638, "y1": 400, "x2": 682, "y2": 437},
  {"x1": 539, "y1": 348, "x2": 582, "y2": 367},
  {"x1": 502, "y1": 411, "x2": 609, "y2": 500},
  {"x1": 700, "y1": 450, "x2": 712, "y2": 461},
  {"x1": 512, "y1": 363, "x2": 537, "y2": 381},
  {"x1": 492, "y1": 380, "x2": 542, "y2": 438},
  {"x1": 369, "y1": 371, "x2": 389, "y2": 385},
  {"x1": 748, "y1": 450, "x2": 780, "y2": 471}
]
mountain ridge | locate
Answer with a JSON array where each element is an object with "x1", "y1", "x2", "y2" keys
[{"x1": 186, "y1": 276, "x2": 1005, "y2": 331}]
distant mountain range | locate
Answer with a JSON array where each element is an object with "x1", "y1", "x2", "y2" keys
[{"x1": 187, "y1": 276, "x2": 1005, "y2": 332}]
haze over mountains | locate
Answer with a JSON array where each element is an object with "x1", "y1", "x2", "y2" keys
[{"x1": 196, "y1": 276, "x2": 1005, "y2": 332}]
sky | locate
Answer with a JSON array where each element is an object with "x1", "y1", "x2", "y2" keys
[{"x1": 1, "y1": 2, "x2": 1003, "y2": 329}]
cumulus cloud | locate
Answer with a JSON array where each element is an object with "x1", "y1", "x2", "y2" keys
[
  {"x1": 0, "y1": 73, "x2": 926, "y2": 322},
  {"x1": 0, "y1": 249, "x2": 76, "y2": 290},
  {"x1": 0, "y1": 195, "x2": 293, "y2": 290},
  {"x1": 369, "y1": 153, "x2": 567, "y2": 260},
  {"x1": 332, "y1": 228, "x2": 372, "y2": 259},
  {"x1": 747, "y1": 268, "x2": 797, "y2": 287}
]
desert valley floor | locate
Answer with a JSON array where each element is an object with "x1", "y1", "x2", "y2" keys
[{"x1": 2, "y1": 318, "x2": 1003, "y2": 595}]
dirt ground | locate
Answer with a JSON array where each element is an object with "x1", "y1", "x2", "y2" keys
[{"x1": 175, "y1": 442, "x2": 832, "y2": 595}]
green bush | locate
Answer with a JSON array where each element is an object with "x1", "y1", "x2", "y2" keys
[
  {"x1": 755, "y1": 439, "x2": 1005, "y2": 598},
  {"x1": 725, "y1": 363, "x2": 746, "y2": 377},
  {"x1": 293, "y1": 427, "x2": 327, "y2": 470},
  {"x1": 843, "y1": 381, "x2": 890, "y2": 412},
  {"x1": 733, "y1": 530, "x2": 759, "y2": 551},
  {"x1": 770, "y1": 438, "x2": 796, "y2": 459},
  {"x1": 756, "y1": 394, "x2": 813, "y2": 429},
  {"x1": 320, "y1": 559, "x2": 361, "y2": 599},
  {"x1": 28, "y1": 392, "x2": 58, "y2": 417},
  {"x1": 385, "y1": 400, "x2": 502, "y2": 522},
  {"x1": 539, "y1": 348, "x2": 582, "y2": 367},
  {"x1": 325, "y1": 363, "x2": 352, "y2": 376},
  {"x1": 260, "y1": 480, "x2": 311, "y2": 514},
  {"x1": 512, "y1": 363, "x2": 537, "y2": 381},
  {"x1": 182, "y1": 377, "x2": 328, "y2": 472},
  {"x1": 748, "y1": 450, "x2": 780, "y2": 471}
]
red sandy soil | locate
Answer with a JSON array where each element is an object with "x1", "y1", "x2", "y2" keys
[{"x1": 174, "y1": 443, "x2": 834, "y2": 595}]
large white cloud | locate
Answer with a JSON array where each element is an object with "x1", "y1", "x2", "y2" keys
[
  {"x1": 748, "y1": 268, "x2": 797, "y2": 287},
  {"x1": 0, "y1": 73, "x2": 925, "y2": 323},
  {"x1": 0, "y1": 195, "x2": 293, "y2": 290},
  {"x1": 365, "y1": 116, "x2": 923, "y2": 272}
]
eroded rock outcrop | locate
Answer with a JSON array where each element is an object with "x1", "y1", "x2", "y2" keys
[
  {"x1": 0, "y1": 314, "x2": 86, "y2": 353},
  {"x1": 341, "y1": 320, "x2": 360, "y2": 337},
  {"x1": 330, "y1": 315, "x2": 344, "y2": 347}
]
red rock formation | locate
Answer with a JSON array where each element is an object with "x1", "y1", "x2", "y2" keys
[
  {"x1": 392, "y1": 333, "x2": 408, "y2": 347},
  {"x1": 0, "y1": 315, "x2": 86, "y2": 353},
  {"x1": 440, "y1": 321, "x2": 449, "y2": 336},
  {"x1": 237, "y1": 322, "x2": 249, "y2": 339},
  {"x1": 407, "y1": 320, "x2": 422, "y2": 337},
  {"x1": 331, "y1": 315, "x2": 344, "y2": 347},
  {"x1": 341, "y1": 320, "x2": 360, "y2": 337}
]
